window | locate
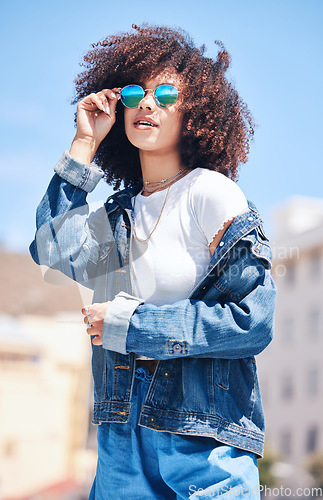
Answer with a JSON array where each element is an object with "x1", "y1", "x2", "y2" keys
[
  {"x1": 281, "y1": 373, "x2": 293, "y2": 400},
  {"x1": 280, "y1": 429, "x2": 292, "y2": 457},
  {"x1": 310, "y1": 252, "x2": 321, "y2": 278},
  {"x1": 306, "y1": 426, "x2": 318, "y2": 454},
  {"x1": 307, "y1": 367, "x2": 319, "y2": 396},
  {"x1": 308, "y1": 309, "x2": 320, "y2": 340}
]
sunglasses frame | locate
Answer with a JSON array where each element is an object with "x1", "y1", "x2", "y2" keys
[{"x1": 120, "y1": 84, "x2": 181, "y2": 109}]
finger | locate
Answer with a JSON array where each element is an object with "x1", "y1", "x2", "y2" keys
[
  {"x1": 97, "y1": 90, "x2": 118, "y2": 116},
  {"x1": 92, "y1": 335, "x2": 103, "y2": 346},
  {"x1": 86, "y1": 323, "x2": 102, "y2": 333},
  {"x1": 113, "y1": 88, "x2": 122, "y2": 102},
  {"x1": 89, "y1": 323, "x2": 102, "y2": 333},
  {"x1": 81, "y1": 93, "x2": 106, "y2": 113},
  {"x1": 99, "y1": 88, "x2": 119, "y2": 100},
  {"x1": 84, "y1": 316, "x2": 90, "y2": 325},
  {"x1": 96, "y1": 93, "x2": 111, "y2": 115},
  {"x1": 108, "y1": 95, "x2": 118, "y2": 116},
  {"x1": 81, "y1": 306, "x2": 89, "y2": 316}
]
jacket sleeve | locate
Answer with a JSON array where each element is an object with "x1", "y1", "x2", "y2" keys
[
  {"x1": 29, "y1": 151, "x2": 111, "y2": 289},
  {"x1": 102, "y1": 240, "x2": 277, "y2": 359}
]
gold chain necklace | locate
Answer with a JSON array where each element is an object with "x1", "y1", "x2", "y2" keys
[
  {"x1": 133, "y1": 186, "x2": 171, "y2": 243},
  {"x1": 142, "y1": 168, "x2": 185, "y2": 193}
]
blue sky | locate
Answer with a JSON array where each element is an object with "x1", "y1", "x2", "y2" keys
[{"x1": 1, "y1": 0, "x2": 322, "y2": 252}]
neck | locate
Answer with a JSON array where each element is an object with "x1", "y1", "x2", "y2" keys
[{"x1": 139, "y1": 150, "x2": 184, "y2": 196}]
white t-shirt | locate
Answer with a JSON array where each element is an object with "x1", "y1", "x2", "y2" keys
[{"x1": 131, "y1": 167, "x2": 248, "y2": 307}]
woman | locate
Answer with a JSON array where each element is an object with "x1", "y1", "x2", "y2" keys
[{"x1": 30, "y1": 24, "x2": 276, "y2": 499}]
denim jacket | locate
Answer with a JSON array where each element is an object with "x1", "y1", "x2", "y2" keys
[{"x1": 30, "y1": 151, "x2": 276, "y2": 458}]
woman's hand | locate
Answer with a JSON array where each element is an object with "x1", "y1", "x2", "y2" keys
[
  {"x1": 82, "y1": 302, "x2": 111, "y2": 346},
  {"x1": 70, "y1": 88, "x2": 120, "y2": 164}
]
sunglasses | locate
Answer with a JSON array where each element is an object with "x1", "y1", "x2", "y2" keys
[{"x1": 120, "y1": 84, "x2": 180, "y2": 109}]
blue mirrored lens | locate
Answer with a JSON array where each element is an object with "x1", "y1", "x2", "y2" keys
[
  {"x1": 154, "y1": 85, "x2": 178, "y2": 107},
  {"x1": 120, "y1": 85, "x2": 144, "y2": 108}
]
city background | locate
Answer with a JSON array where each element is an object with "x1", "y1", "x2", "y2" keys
[{"x1": 1, "y1": 0, "x2": 322, "y2": 498}]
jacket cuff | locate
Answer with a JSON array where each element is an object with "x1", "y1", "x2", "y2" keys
[
  {"x1": 54, "y1": 150, "x2": 104, "y2": 193},
  {"x1": 102, "y1": 292, "x2": 145, "y2": 354}
]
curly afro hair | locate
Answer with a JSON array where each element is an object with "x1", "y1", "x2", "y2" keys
[{"x1": 73, "y1": 23, "x2": 254, "y2": 189}]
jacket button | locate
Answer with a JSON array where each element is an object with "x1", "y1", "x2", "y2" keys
[
  {"x1": 173, "y1": 343, "x2": 182, "y2": 352},
  {"x1": 248, "y1": 216, "x2": 253, "y2": 221},
  {"x1": 148, "y1": 415, "x2": 157, "y2": 424},
  {"x1": 219, "y1": 241, "x2": 224, "y2": 247},
  {"x1": 162, "y1": 370, "x2": 171, "y2": 379}
]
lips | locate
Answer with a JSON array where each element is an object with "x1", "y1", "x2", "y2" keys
[{"x1": 133, "y1": 116, "x2": 158, "y2": 128}]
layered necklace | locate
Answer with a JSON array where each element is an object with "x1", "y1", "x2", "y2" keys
[
  {"x1": 142, "y1": 168, "x2": 185, "y2": 194},
  {"x1": 133, "y1": 168, "x2": 187, "y2": 243}
]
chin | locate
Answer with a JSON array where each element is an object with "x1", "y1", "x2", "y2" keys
[{"x1": 128, "y1": 137, "x2": 159, "y2": 151}]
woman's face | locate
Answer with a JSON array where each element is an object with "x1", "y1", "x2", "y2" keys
[{"x1": 123, "y1": 72, "x2": 183, "y2": 156}]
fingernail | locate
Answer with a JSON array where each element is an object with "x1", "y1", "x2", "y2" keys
[
  {"x1": 111, "y1": 92, "x2": 116, "y2": 98},
  {"x1": 87, "y1": 324, "x2": 92, "y2": 329},
  {"x1": 105, "y1": 104, "x2": 111, "y2": 115}
]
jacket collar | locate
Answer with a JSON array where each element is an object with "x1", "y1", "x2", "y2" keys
[{"x1": 105, "y1": 183, "x2": 142, "y2": 215}]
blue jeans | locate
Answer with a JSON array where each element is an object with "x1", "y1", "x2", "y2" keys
[{"x1": 89, "y1": 367, "x2": 260, "y2": 499}]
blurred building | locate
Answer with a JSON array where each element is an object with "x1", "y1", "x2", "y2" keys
[
  {"x1": 258, "y1": 196, "x2": 323, "y2": 488},
  {"x1": 0, "y1": 251, "x2": 96, "y2": 499},
  {"x1": 0, "y1": 250, "x2": 89, "y2": 317}
]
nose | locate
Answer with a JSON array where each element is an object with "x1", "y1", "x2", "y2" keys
[{"x1": 138, "y1": 89, "x2": 155, "y2": 110}]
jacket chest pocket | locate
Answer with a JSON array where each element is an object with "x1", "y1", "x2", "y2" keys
[{"x1": 215, "y1": 359, "x2": 230, "y2": 390}]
